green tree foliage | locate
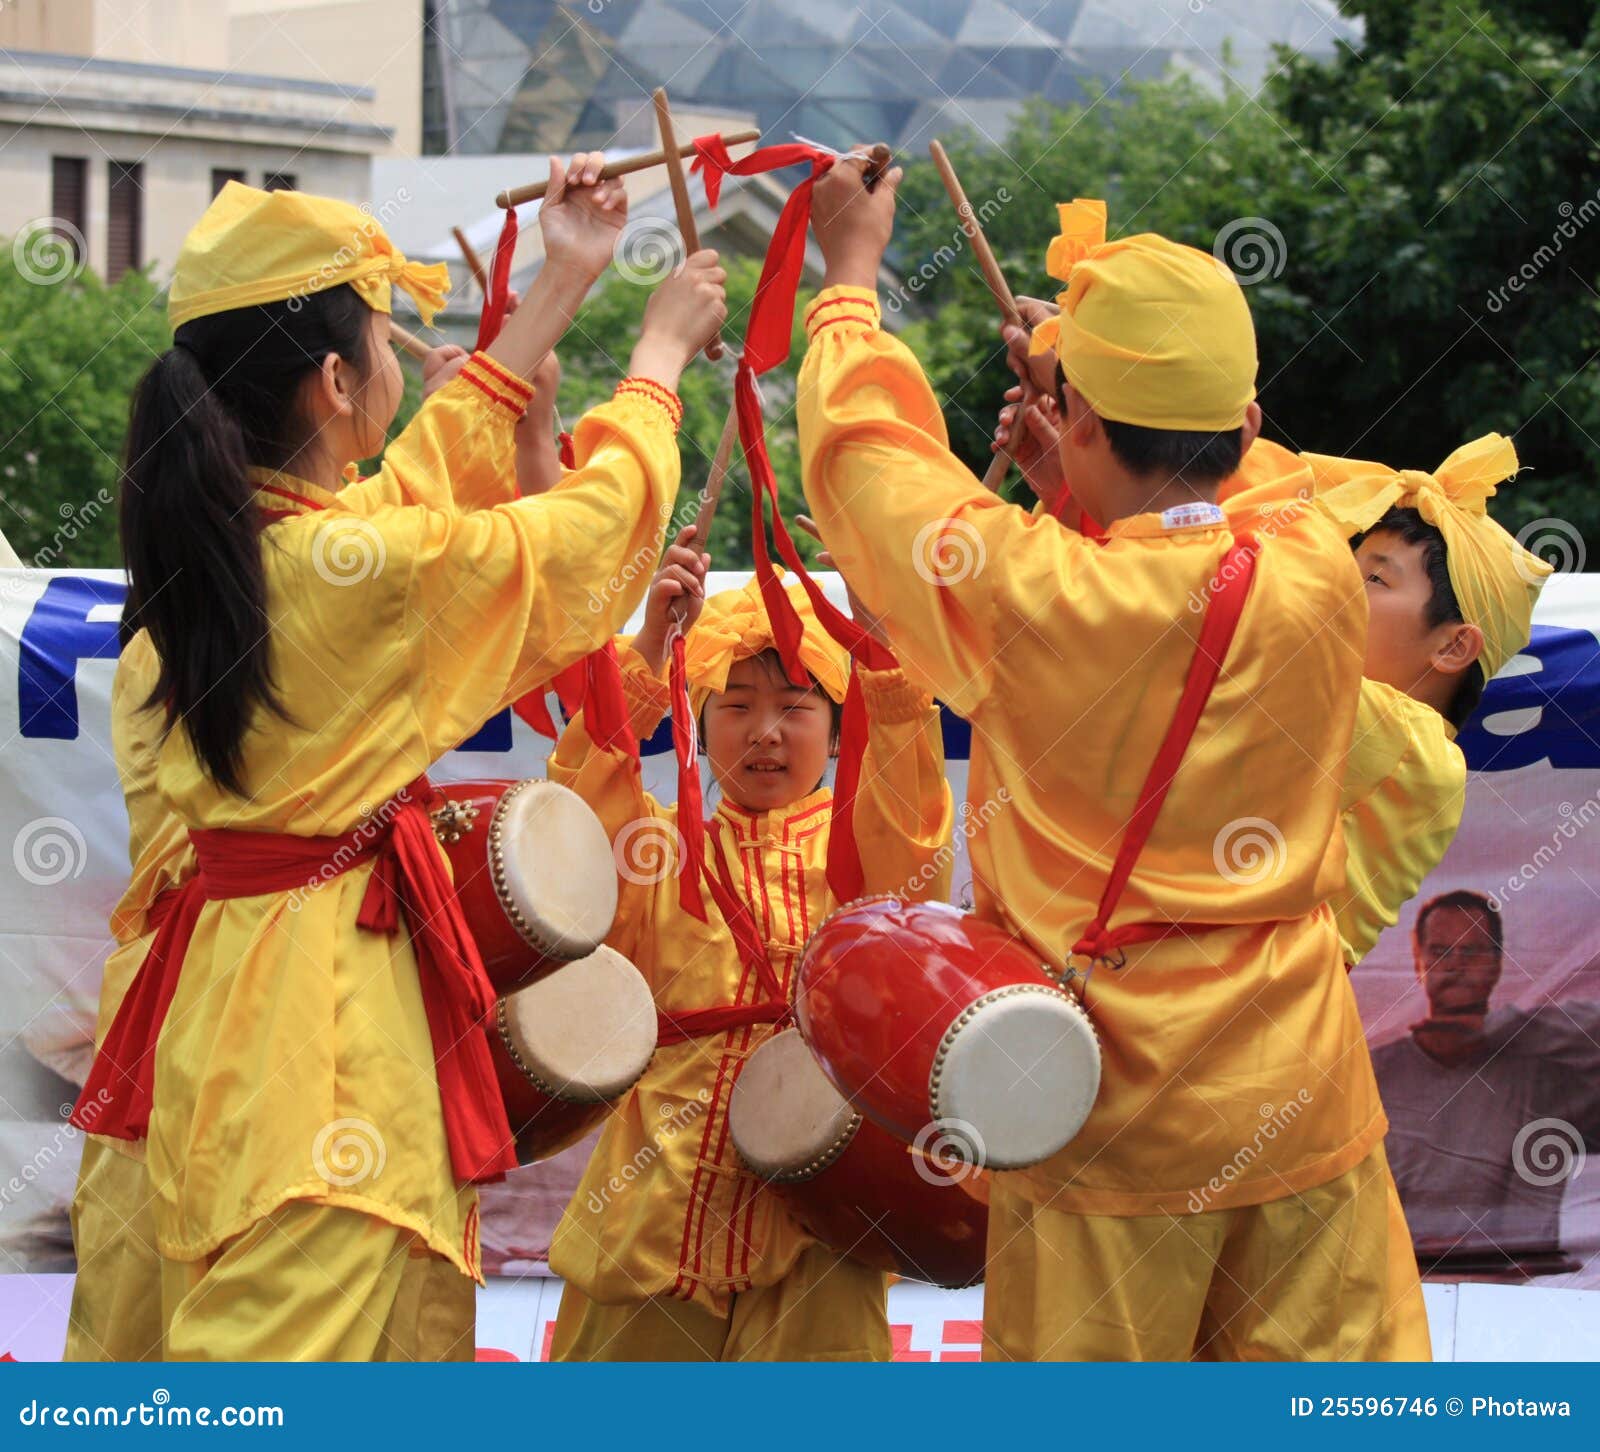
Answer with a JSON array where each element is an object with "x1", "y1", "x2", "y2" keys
[{"x1": 0, "y1": 241, "x2": 169, "y2": 567}]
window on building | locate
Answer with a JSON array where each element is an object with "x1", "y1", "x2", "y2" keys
[
  {"x1": 211, "y1": 168, "x2": 246, "y2": 197},
  {"x1": 262, "y1": 172, "x2": 298, "y2": 193},
  {"x1": 107, "y1": 162, "x2": 144, "y2": 281},
  {"x1": 49, "y1": 156, "x2": 88, "y2": 265}
]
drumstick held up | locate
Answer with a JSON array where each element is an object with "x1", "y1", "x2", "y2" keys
[
  {"x1": 493, "y1": 128, "x2": 762, "y2": 210},
  {"x1": 389, "y1": 321, "x2": 431, "y2": 362},
  {"x1": 930, "y1": 139, "x2": 1024, "y2": 493},
  {"x1": 453, "y1": 226, "x2": 488, "y2": 293},
  {"x1": 654, "y1": 87, "x2": 723, "y2": 362},
  {"x1": 667, "y1": 402, "x2": 741, "y2": 630}
]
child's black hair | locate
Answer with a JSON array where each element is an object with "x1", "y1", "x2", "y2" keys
[
  {"x1": 1054, "y1": 359, "x2": 1243, "y2": 486},
  {"x1": 1353, "y1": 506, "x2": 1485, "y2": 729},
  {"x1": 119, "y1": 284, "x2": 376, "y2": 794}
]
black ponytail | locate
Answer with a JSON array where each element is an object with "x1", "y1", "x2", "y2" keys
[{"x1": 119, "y1": 284, "x2": 373, "y2": 794}]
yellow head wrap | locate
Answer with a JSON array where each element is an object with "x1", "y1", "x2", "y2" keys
[
  {"x1": 1310, "y1": 433, "x2": 1552, "y2": 681},
  {"x1": 681, "y1": 574, "x2": 849, "y2": 711},
  {"x1": 167, "y1": 181, "x2": 450, "y2": 332},
  {"x1": 1029, "y1": 199, "x2": 1257, "y2": 431}
]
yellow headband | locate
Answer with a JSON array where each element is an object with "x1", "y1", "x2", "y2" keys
[
  {"x1": 168, "y1": 182, "x2": 450, "y2": 332},
  {"x1": 1030, "y1": 199, "x2": 1257, "y2": 431},
  {"x1": 1310, "y1": 433, "x2": 1552, "y2": 681},
  {"x1": 682, "y1": 575, "x2": 849, "y2": 711}
]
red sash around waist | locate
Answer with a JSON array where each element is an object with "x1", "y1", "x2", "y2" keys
[{"x1": 72, "y1": 781, "x2": 516, "y2": 1186}]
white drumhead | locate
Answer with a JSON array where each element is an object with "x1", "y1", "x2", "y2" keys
[
  {"x1": 731, "y1": 1028, "x2": 858, "y2": 1181},
  {"x1": 932, "y1": 987, "x2": 1100, "y2": 1170},
  {"x1": 502, "y1": 944, "x2": 656, "y2": 1102},
  {"x1": 494, "y1": 780, "x2": 618, "y2": 959}
]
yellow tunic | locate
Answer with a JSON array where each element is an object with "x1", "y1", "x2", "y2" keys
[
  {"x1": 146, "y1": 355, "x2": 681, "y2": 1282},
  {"x1": 1336, "y1": 681, "x2": 1466, "y2": 965},
  {"x1": 547, "y1": 646, "x2": 953, "y2": 1316},
  {"x1": 797, "y1": 286, "x2": 1384, "y2": 1218}
]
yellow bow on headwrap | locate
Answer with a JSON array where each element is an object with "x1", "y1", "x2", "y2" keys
[
  {"x1": 167, "y1": 181, "x2": 451, "y2": 332},
  {"x1": 1029, "y1": 199, "x2": 1257, "y2": 431},
  {"x1": 1310, "y1": 433, "x2": 1552, "y2": 681},
  {"x1": 681, "y1": 574, "x2": 849, "y2": 710}
]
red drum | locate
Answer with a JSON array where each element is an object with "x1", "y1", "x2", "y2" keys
[
  {"x1": 489, "y1": 943, "x2": 657, "y2": 1166},
  {"x1": 795, "y1": 897, "x2": 1100, "y2": 1171},
  {"x1": 431, "y1": 778, "x2": 618, "y2": 992},
  {"x1": 730, "y1": 1029, "x2": 987, "y2": 1287}
]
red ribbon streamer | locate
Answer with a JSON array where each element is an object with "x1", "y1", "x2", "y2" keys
[{"x1": 473, "y1": 208, "x2": 518, "y2": 354}]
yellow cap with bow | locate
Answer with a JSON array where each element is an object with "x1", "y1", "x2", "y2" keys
[
  {"x1": 682, "y1": 573, "x2": 849, "y2": 710},
  {"x1": 1310, "y1": 433, "x2": 1553, "y2": 681},
  {"x1": 1030, "y1": 199, "x2": 1257, "y2": 431},
  {"x1": 167, "y1": 181, "x2": 450, "y2": 332}
]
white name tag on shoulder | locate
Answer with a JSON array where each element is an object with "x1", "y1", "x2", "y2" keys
[{"x1": 1161, "y1": 502, "x2": 1226, "y2": 531}]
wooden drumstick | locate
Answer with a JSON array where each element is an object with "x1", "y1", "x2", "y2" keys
[
  {"x1": 493, "y1": 128, "x2": 762, "y2": 209},
  {"x1": 389, "y1": 321, "x2": 431, "y2": 362},
  {"x1": 453, "y1": 225, "x2": 488, "y2": 293},
  {"x1": 930, "y1": 139, "x2": 1024, "y2": 493},
  {"x1": 653, "y1": 87, "x2": 724, "y2": 362},
  {"x1": 668, "y1": 401, "x2": 741, "y2": 629}
]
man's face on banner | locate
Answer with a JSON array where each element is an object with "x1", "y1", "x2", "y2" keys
[{"x1": 1416, "y1": 903, "x2": 1504, "y2": 1018}]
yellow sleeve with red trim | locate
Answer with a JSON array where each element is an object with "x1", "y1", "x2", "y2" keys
[
  {"x1": 547, "y1": 642, "x2": 675, "y2": 969},
  {"x1": 853, "y1": 667, "x2": 954, "y2": 902},
  {"x1": 797, "y1": 287, "x2": 1088, "y2": 718},
  {"x1": 341, "y1": 353, "x2": 533, "y2": 514},
  {"x1": 397, "y1": 381, "x2": 682, "y2": 756}
]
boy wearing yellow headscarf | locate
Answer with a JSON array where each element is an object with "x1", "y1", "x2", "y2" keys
[
  {"x1": 545, "y1": 529, "x2": 953, "y2": 1360},
  {"x1": 797, "y1": 161, "x2": 1407, "y2": 1360}
]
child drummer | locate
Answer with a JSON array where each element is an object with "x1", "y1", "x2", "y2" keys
[
  {"x1": 545, "y1": 531, "x2": 953, "y2": 1360},
  {"x1": 796, "y1": 160, "x2": 1403, "y2": 1361}
]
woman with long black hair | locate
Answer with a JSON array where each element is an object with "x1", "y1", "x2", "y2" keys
[{"x1": 72, "y1": 159, "x2": 726, "y2": 1359}]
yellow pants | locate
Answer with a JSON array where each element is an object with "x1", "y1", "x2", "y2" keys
[
  {"x1": 159, "y1": 1200, "x2": 475, "y2": 1362},
  {"x1": 551, "y1": 1244, "x2": 891, "y2": 1362},
  {"x1": 984, "y1": 1146, "x2": 1430, "y2": 1362},
  {"x1": 65, "y1": 1138, "x2": 164, "y2": 1362}
]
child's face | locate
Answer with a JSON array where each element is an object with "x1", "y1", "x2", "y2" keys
[
  {"x1": 1353, "y1": 529, "x2": 1444, "y2": 692},
  {"x1": 703, "y1": 655, "x2": 835, "y2": 813}
]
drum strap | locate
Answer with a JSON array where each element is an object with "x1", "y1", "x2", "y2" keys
[
  {"x1": 656, "y1": 831, "x2": 790, "y2": 1045},
  {"x1": 1069, "y1": 534, "x2": 1260, "y2": 970},
  {"x1": 72, "y1": 777, "x2": 517, "y2": 1186}
]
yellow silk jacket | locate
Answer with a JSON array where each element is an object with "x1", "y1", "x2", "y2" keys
[
  {"x1": 547, "y1": 646, "x2": 953, "y2": 1314},
  {"x1": 796, "y1": 286, "x2": 1385, "y2": 1217},
  {"x1": 143, "y1": 356, "x2": 680, "y2": 1281}
]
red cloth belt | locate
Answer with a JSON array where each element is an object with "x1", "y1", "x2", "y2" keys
[
  {"x1": 1070, "y1": 535, "x2": 1260, "y2": 966},
  {"x1": 72, "y1": 779, "x2": 517, "y2": 1186}
]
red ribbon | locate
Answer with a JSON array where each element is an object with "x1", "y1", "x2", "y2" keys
[
  {"x1": 1070, "y1": 536, "x2": 1260, "y2": 964},
  {"x1": 668, "y1": 629, "x2": 707, "y2": 921},
  {"x1": 473, "y1": 208, "x2": 519, "y2": 354},
  {"x1": 74, "y1": 782, "x2": 517, "y2": 1186}
]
